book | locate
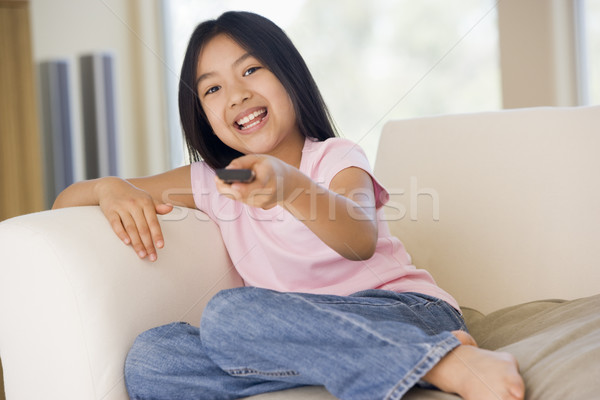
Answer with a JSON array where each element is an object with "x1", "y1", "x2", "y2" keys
[
  {"x1": 79, "y1": 53, "x2": 118, "y2": 179},
  {"x1": 38, "y1": 60, "x2": 74, "y2": 208}
]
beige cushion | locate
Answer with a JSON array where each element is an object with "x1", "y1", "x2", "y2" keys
[
  {"x1": 375, "y1": 106, "x2": 600, "y2": 314},
  {"x1": 464, "y1": 294, "x2": 600, "y2": 400}
]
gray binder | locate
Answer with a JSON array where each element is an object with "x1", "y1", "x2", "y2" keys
[
  {"x1": 39, "y1": 60, "x2": 74, "y2": 208},
  {"x1": 80, "y1": 53, "x2": 119, "y2": 179}
]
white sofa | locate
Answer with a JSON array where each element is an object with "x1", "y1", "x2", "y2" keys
[{"x1": 1, "y1": 106, "x2": 599, "y2": 400}]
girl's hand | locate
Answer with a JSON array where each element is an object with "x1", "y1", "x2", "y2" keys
[
  {"x1": 95, "y1": 177, "x2": 173, "y2": 261},
  {"x1": 214, "y1": 154, "x2": 290, "y2": 210}
]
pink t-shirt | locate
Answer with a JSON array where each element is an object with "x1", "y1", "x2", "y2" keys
[{"x1": 191, "y1": 137, "x2": 459, "y2": 310}]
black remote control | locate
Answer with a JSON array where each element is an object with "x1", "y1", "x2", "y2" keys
[{"x1": 215, "y1": 168, "x2": 256, "y2": 184}]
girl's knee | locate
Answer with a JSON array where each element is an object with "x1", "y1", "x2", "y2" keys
[
  {"x1": 125, "y1": 327, "x2": 163, "y2": 398},
  {"x1": 201, "y1": 287, "x2": 282, "y2": 344},
  {"x1": 203, "y1": 287, "x2": 276, "y2": 322},
  {"x1": 125, "y1": 322, "x2": 197, "y2": 397}
]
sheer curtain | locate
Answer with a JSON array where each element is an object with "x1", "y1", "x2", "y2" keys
[{"x1": 582, "y1": 0, "x2": 600, "y2": 104}]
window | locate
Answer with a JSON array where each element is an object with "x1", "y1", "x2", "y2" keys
[
  {"x1": 163, "y1": 0, "x2": 501, "y2": 165},
  {"x1": 581, "y1": 0, "x2": 600, "y2": 104}
]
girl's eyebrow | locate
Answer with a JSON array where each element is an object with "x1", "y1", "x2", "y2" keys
[{"x1": 195, "y1": 52, "x2": 254, "y2": 87}]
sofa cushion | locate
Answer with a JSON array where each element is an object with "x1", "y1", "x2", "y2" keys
[{"x1": 464, "y1": 294, "x2": 600, "y2": 400}]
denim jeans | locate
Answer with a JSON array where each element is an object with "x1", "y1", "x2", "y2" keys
[{"x1": 125, "y1": 287, "x2": 466, "y2": 400}]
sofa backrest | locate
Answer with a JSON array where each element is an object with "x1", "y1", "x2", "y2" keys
[{"x1": 374, "y1": 106, "x2": 600, "y2": 313}]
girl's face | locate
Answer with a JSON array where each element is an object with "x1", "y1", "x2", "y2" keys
[{"x1": 196, "y1": 34, "x2": 304, "y2": 165}]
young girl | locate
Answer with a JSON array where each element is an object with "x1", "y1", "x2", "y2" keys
[{"x1": 54, "y1": 11, "x2": 524, "y2": 400}]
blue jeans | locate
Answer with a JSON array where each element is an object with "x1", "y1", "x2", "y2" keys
[{"x1": 125, "y1": 287, "x2": 466, "y2": 400}]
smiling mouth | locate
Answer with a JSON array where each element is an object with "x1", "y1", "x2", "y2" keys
[{"x1": 235, "y1": 108, "x2": 268, "y2": 131}]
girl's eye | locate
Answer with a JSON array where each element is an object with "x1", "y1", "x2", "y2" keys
[
  {"x1": 244, "y1": 66, "x2": 261, "y2": 76},
  {"x1": 205, "y1": 86, "x2": 220, "y2": 96}
]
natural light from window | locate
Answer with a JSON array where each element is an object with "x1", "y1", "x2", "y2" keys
[
  {"x1": 164, "y1": 0, "x2": 501, "y2": 165},
  {"x1": 583, "y1": 0, "x2": 600, "y2": 104}
]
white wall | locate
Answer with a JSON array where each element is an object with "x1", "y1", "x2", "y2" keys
[{"x1": 29, "y1": 0, "x2": 170, "y2": 179}]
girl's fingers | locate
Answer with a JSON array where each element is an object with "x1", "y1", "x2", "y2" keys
[
  {"x1": 153, "y1": 202, "x2": 173, "y2": 250},
  {"x1": 130, "y1": 206, "x2": 159, "y2": 261},
  {"x1": 120, "y1": 212, "x2": 148, "y2": 259},
  {"x1": 228, "y1": 154, "x2": 262, "y2": 170},
  {"x1": 107, "y1": 211, "x2": 131, "y2": 245},
  {"x1": 115, "y1": 208, "x2": 163, "y2": 261},
  {"x1": 155, "y1": 202, "x2": 173, "y2": 215},
  {"x1": 144, "y1": 203, "x2": 165, "y2": 251},
  {"x1": 214, "y1": 176, "x2": 242, "y2": 199},
  {"x1": 98, "y1": 182, "x2": 170, "y2": 261}
]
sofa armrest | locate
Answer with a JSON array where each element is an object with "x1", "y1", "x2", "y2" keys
[{"x1": 0, "y1": 206, "x2": 243, "y2": 400}]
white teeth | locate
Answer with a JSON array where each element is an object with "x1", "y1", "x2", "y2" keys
[
  {"x1": 242, "y1": 119, "x2": 261, "y2": 130},
  {"x1": 236, "y1": 109, "x2": 266, "y2": 127}
]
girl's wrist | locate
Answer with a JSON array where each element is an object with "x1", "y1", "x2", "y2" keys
[{"x1": 93, "y1": 176, "x2": 127, "y2": 204}]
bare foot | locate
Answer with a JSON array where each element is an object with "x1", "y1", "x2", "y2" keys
[
  {"x1": 452, "y1": 330, "x2": 478, "y2": 347},
  {"x1": 423, "y1": 331, "x2": 525, "y2": 400}
]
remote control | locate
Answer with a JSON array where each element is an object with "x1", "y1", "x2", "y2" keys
[{"x1": 216, "y1": 168, "x2": 256, "y2": 184}]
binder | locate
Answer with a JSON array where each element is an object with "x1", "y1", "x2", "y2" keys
[
  {"x1": 38, "y1": 60, "x2": 74, "y2": 207},
  {"x1": 79, "y1": 53, "x2": 118, "y2": 179}
]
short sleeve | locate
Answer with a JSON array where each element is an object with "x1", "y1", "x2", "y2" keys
[{"x1": 306, "y1": 138, "x2": 390, "y2": 209}]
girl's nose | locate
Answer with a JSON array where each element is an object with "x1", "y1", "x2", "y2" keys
[{"x1": 229, "y1": 85, "x2": 251, "y2": 108}]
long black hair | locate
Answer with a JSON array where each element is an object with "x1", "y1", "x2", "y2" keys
[{"x1": 178, "y1": 11, "x2": 338, "y2": 169}]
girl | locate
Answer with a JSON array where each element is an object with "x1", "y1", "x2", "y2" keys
[{"x1": 53, "y1": 11, "x2": 524, "y2": 400}]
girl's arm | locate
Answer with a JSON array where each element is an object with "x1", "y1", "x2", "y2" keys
[
  {"x1": 216, "y1": 156, "x2": 378, "y2": 261},
  {"x1": 285, "y1": 165, "x2": 378, "y2": 260},
  {"x1": 53, "y1": 165, "x2": 194, "y2": 261}
]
